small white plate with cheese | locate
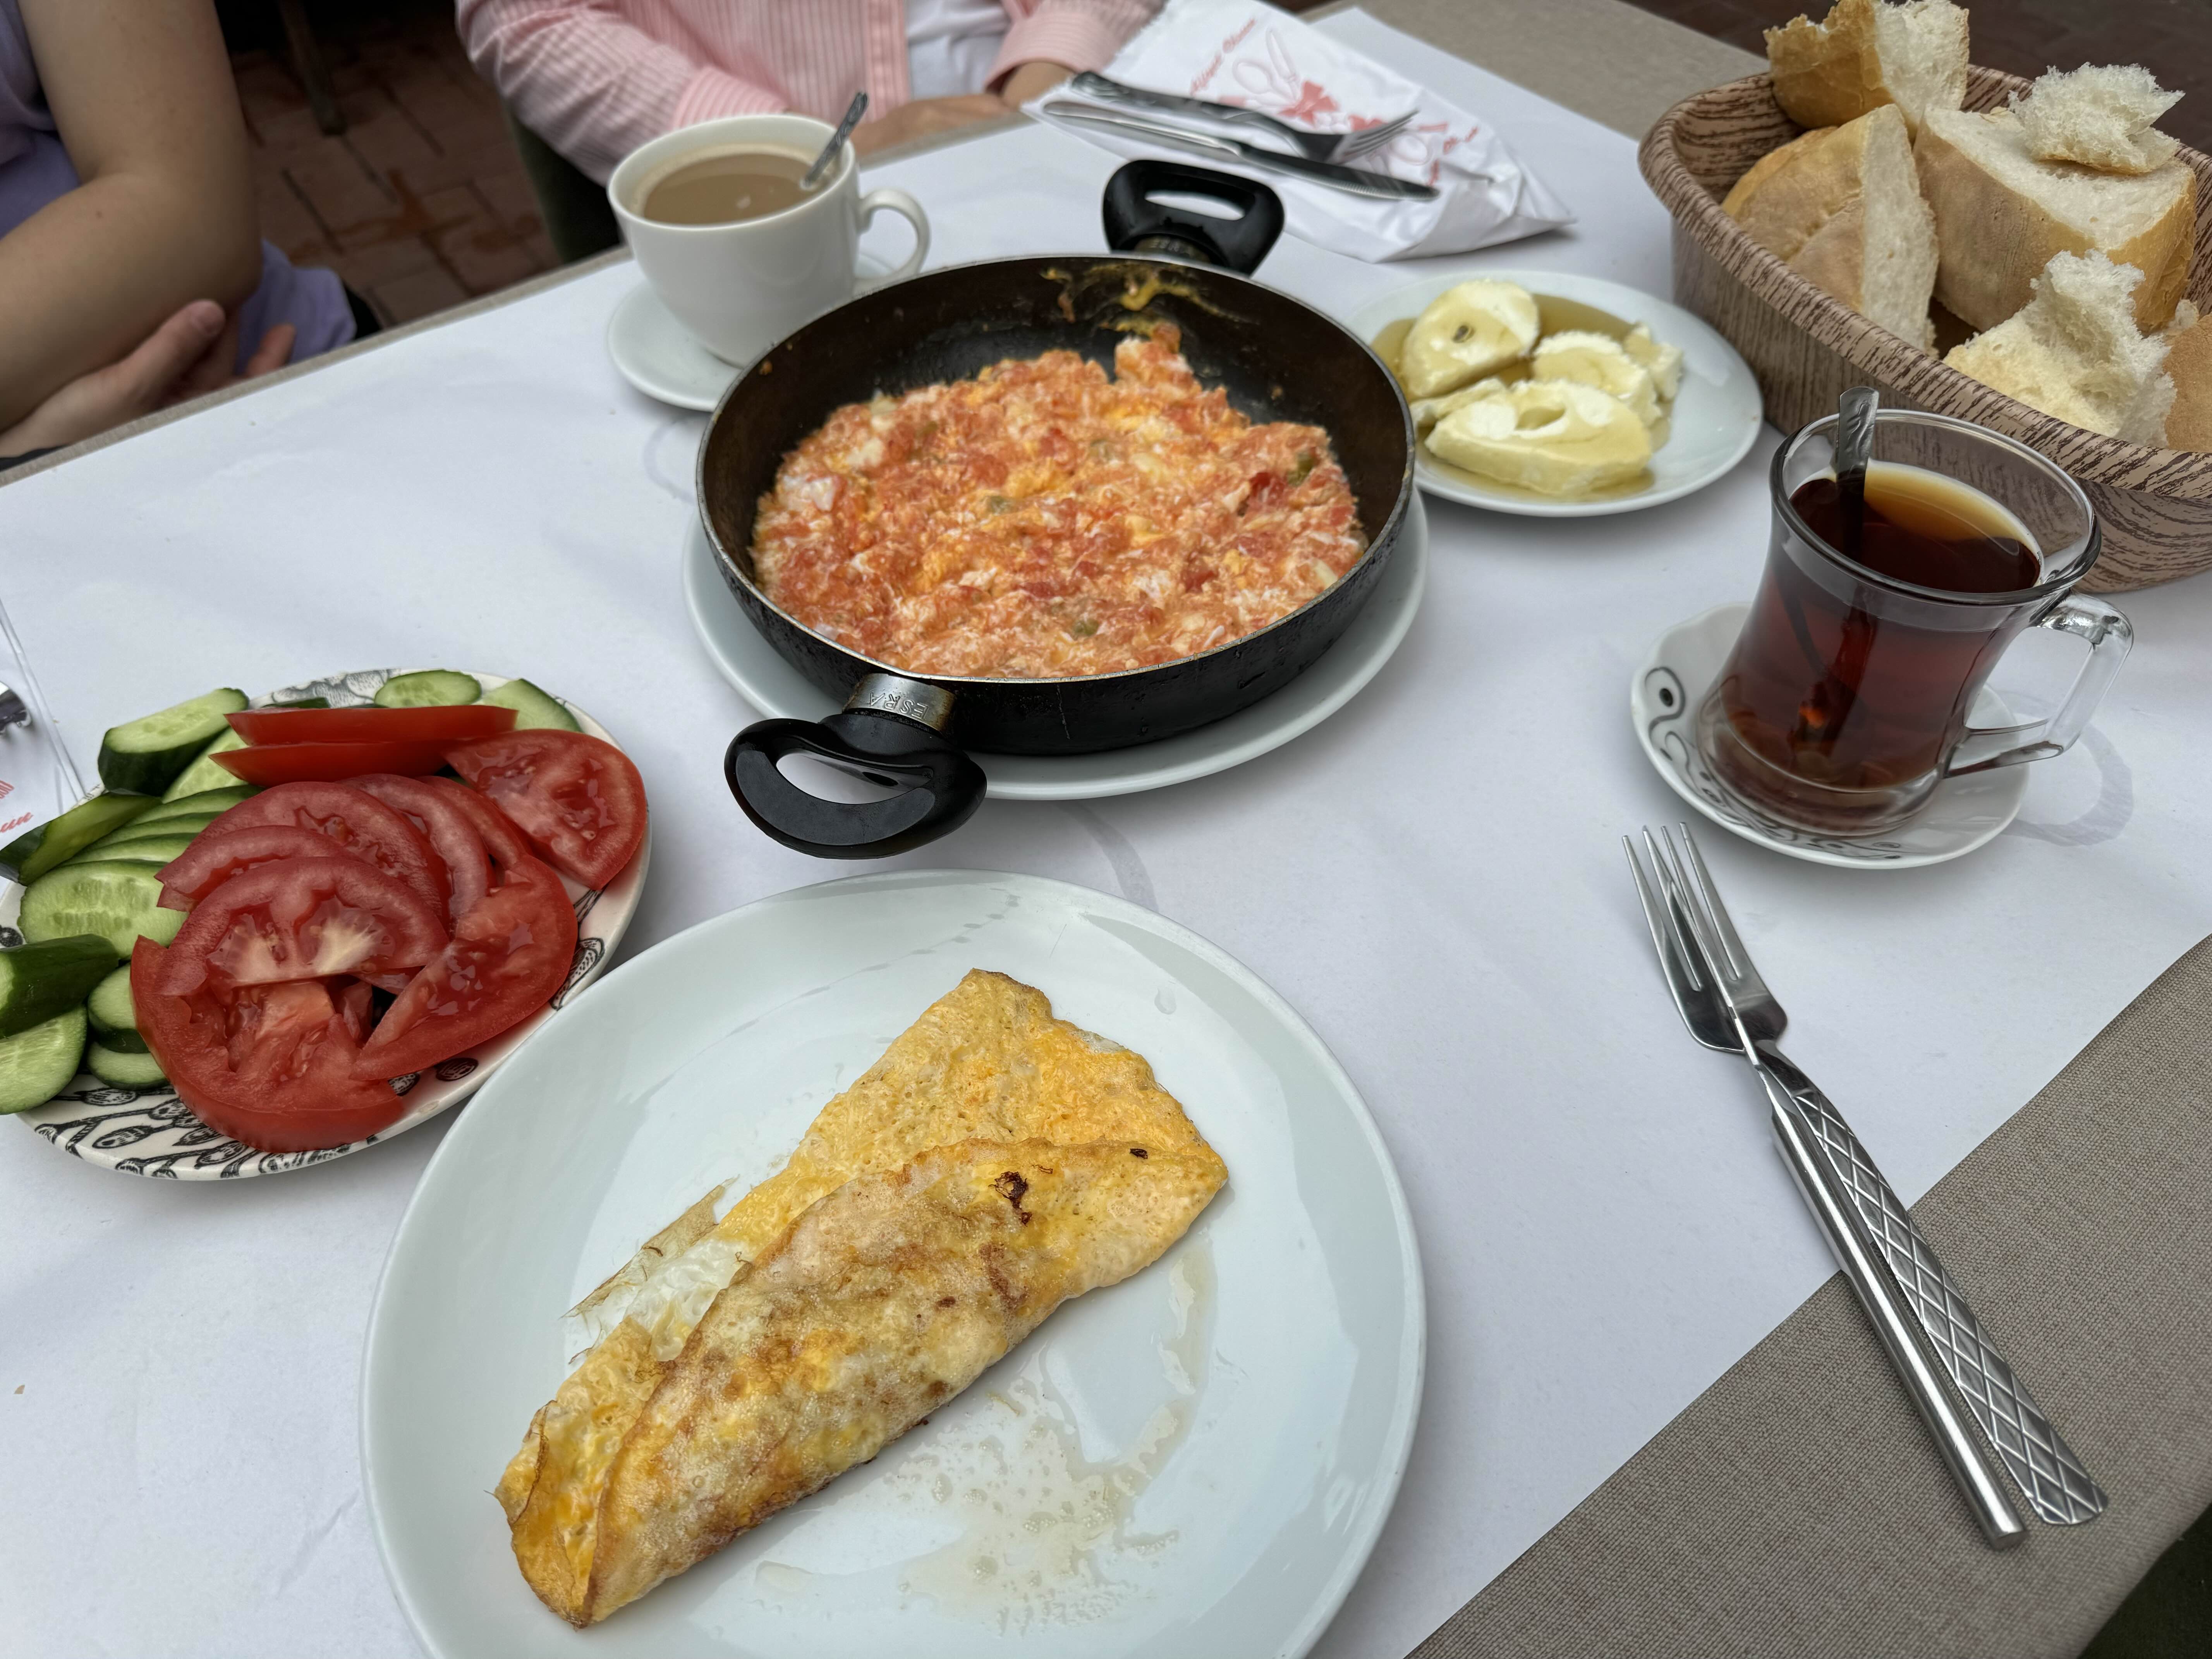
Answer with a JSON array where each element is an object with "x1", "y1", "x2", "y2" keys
[{"x1": 1346, "y1": 269, "x2": 1764, "y2": 517}]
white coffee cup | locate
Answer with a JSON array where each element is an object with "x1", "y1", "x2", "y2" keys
[{"x1": 608, "y1": 114, "x2": 930, "y2": 366}]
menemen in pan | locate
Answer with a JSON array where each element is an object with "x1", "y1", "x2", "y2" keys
[{"x1": 750, "y1": 326, "x2": 1364, "y2": 680}]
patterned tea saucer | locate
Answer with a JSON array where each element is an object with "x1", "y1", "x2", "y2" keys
[
  {"x1": 1631, "y1": 603, "x2": 2030, "y2": 869},
  {"x1": 4, "y1": 670, "x2": 650, "y2": 1179}
]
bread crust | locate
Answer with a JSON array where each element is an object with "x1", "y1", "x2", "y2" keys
[
  {"x1": 1767, "y1": 0, "x2": 1886, "y2": 130},
  {"x1": 2166, "y1": 316, "x2": 2212, "y2": 450},
  {"x1": 1916, "y1": 113, "x2": 2195, "y2": 332}
]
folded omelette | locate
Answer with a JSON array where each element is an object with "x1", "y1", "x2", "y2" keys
[{"x1": 496, "y1": 969, "x2": 1227, "y2": 1626}]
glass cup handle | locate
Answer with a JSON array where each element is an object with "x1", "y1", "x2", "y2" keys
[{"x1": 1944, "y1": 594, "x2": 2133, "y2": 777}]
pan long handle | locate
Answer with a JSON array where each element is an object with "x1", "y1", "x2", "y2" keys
[{"x1": 725, "y1": 674, "x2": 987, "y2": 858}]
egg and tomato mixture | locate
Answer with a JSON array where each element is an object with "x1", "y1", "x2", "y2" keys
[{"x1": 750, "y1": 326, "x2": 1365, "y2": 679}]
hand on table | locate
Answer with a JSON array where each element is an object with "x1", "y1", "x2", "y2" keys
[
  {"x1": 0, "y1": 299, "x2": 295, "y2": 457},
  {"x1": 996, "y1": 61, "x2": 1075, "y2": 108},
  {"x1": 852, "y1": 94, "x2": 1012, "y2": 155}
]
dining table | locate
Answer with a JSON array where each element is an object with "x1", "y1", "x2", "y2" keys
[{"x1": 4, "y1": 3, "x2": 2211, "y2": 1656}]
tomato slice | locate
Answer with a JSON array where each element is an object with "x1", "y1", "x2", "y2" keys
[
  {"x1": 216, "y1": 739, "x2": 453, "y2": 785},
  {"x1": 350, "y1": 773, "x2": 491, "y2": 922},
  {"x1": 352, "y1": 854, "x2": 579, "y2": 1080},
  {"x1": 158, "y1": 824, "x2": 372, "y2": 910},
  {"x1": 445, "y1": 730, "x2": 647, "y2": 888},
  {"x1": 418, "y1": 775, "x2": 534, "y2": 868},
  {"x1": 157, "y1": 855, "x2": 449, "y2": 994},
  {"x1": 228, "y1": 705, "x2": 515, "y2": 745},
  {"x1": 203, "y1": 782, "x2": 448, "y2": 917},
  {"x1": 132, "y1": 940, "x2": 410, "y2": 1153}
]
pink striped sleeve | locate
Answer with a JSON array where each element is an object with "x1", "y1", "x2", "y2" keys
[
  {"x1": 457, "y1": 0, "x2": 787, "y2": 183},
  {"x1": 986, "y1": 0, "x2": 1163, "y2": 86}
]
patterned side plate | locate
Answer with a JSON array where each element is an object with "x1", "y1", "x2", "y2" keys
[
  {"x1": 1632, "y1": 603, "x2": 2029, "y2": 869},
  {"x1": 2, "y1": 670, "x2": 650, "y2": 1179}
]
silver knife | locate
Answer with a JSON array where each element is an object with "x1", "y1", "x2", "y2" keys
[{"x1": 1040, "y1": 102, "x2": 1440, "y2": 202}]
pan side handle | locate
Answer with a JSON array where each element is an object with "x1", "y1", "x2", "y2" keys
[
  {"x1": 724, "y1": 674, "x2": 986, "y2": 858},
  {"x1": 1102, "y1": 161, "x2": 1284, "y2": 274}
]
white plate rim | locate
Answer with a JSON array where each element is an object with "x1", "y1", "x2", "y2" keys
[
  {"x1": 361, "y1": 866, "x2": 1427, "y2": 1659},
  {"x1": 1632, "y1": 601, "x2": 2029, "y2": 869},
  {"x1": 1344, "y1": 268, "x2": 1765, "y2": 518},
  {"x1": 681, "y1": 495, "x2": 1429, "y2": 803},
  {"x1": 5, "y1": 669, "x2": 651, "y2": 1178}
]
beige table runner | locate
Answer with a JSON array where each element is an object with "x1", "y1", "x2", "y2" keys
[{"x1": 1418, "y1": 933, "x2": 2212, "y2": 1657}]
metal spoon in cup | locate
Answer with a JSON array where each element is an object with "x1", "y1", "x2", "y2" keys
[
  {"x1": 803, "y1": 91, "x2": 870, "y2": 191},
  {"x1": 1835, "y1": 384, "x2": 1879, "y2": 560}
]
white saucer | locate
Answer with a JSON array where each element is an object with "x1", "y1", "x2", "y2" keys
[
  {"x1": 608, "y1": 255, "x2": 891, "y2": 411},
  {"x1": 1344, "y1": 269, "x2": 1764, "y2": 517},
  {"x1": 1632, "y1": 603, "x2": 2030, "y2": 869},
  {"x1": 682, "y1": 497, "x2": 1428, "y2": 803}
]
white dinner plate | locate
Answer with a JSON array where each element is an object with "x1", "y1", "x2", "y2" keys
[
  {"x1": 363, "y1": 868, "x2": 1424, "y2": 1659},
  {"x1": 5, "y1": 669, "x2": 649, "y2": 1178},
  {"x1": 607, "y1": 256, "x2": 891, "y2": 412},
  {"x1": 1344, "y1": 269, "x2": 1763, "y2": 517},
  {"x1": 681, "y1": 494, "x2": 1428, "y2": 802},
  {"x1": 1633, "y1": 603, "x2": 2030, "y2": 867}
]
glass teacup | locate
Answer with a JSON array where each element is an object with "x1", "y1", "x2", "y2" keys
[{"x1": 1697, "y1": 409, "x2": 2131, "y2": 837}]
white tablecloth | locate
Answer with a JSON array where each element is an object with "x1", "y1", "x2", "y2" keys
[{"x1": 5, "y1": 14, "x2": 2211, "y2": 1657}]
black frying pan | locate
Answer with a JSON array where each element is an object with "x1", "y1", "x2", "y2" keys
[{"x1": 701, "y1": 162, "x2": 1413, "y2": 857}]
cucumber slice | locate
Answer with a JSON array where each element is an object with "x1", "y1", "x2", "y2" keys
[
  {"x1": 95, "y1": 1029, "x2": 149, "y2": 1054},
  {"x1": 69, "y1": 832, "x2": 196, "y2": 870},
  {"x1": 93, "y1": 816, "x2": 220, "y2": 855},
  {"x1": 0, "y1": 793, "x2": 156, "y2": 884},
  {"x1": 479, "y1": 677, "x2": 578, "y2": 732},
  {"x1": 99, "y1": 688, "x2": 248, "y2": 796},
  {"x1": 0, "y1": 936, "x2": 117, "y2": 1039},
  {"x1": 0, "y1": 1007, "x2": 88, "y2": 1114},
  {"x1": 87, "y1": 964, "x2": 137, "y2": 1036},
  {"x1": 137, "y1": 784, "x2": 256, "y2": 827},
  {"x1": 18, "y1": 862, "x2": 183, "y2": 956},
  {"x1": 161, "y1": 728, "x2": 252, "y2": 801},
  {"x1": 87, "y1": 1041, "x2": 165, "y2": 1089},
  {"x1": 265, "y1": 697, "x2": 330, "y2": 710},
  {"x1": 377, "y1": 670, "x2": 482, "y2": 708}
]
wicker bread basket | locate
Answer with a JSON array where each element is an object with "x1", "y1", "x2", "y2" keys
[{"x1": 1639, "y1": 66, "x2": 2212, "y2": 593}]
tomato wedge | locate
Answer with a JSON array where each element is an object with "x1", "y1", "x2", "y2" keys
[
  {"x1": 157, "y1": 855, "x2": 448, "y2": 994},
  {"x1": 419, "y1": 775, "x2": 533, "y2": 867},
  {"x1": 353, "y1": 854, "x2": 579, "y2": 1079},
  {"x1": 216, "y1": 739, "x2": 453, "y2": 785},
  {"x1": 228, "y1": 705, "x2": 515, "y2": 745},
  {"x1": 158, "y1": 824, "x2": 371, "y2": 910},
  {"x1": 350, "y1": 773, "x2": 491, "y2": 922},
  {"x1": 203, "y1": 782, "x2": 447, "y2": 917},
  {"x1": 132, "y1": 940, "x2": 410, "y2": 1153},
  {"x1": 445, "y1": 730, "x2": 646, "y2": 888}
]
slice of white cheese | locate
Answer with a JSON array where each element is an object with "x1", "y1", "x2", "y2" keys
[
  {"x1": 1530, "y1": 331, "x2": 1663, "y2": 429},
  {"x1": 1408, "y1": 376, "x2": 1508, "y2": 431},
  {"x1": 1399, "y1": 280, "x2": 1542, "y2": 397},
  {"x1": 1427, "y1": 378, "x2": 1653, "y2": 495},
  {"x1": 1622, "y1": 323, "x2": 1685, "y2": 402}
]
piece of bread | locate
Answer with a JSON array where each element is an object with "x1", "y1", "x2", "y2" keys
[
  {"x1": 1916, "y1": 106, "x2": 2195, "y2": 331},
  {"x1": 1723, "y1": 104, "x2": 1939, "y2": 349},
  {"x1": 1944, "y1": 250, "x2": 2174, "y2": 444},
  {"x1": 2164, "y1": 304, "x2": 2212, "y2": 450},
  {"x1": 2010, "y1": 65, "x2": 2181, "y2": 175},
  {"x1": 1765, "y1": 0, "x2": 1968, "y2": 135}
]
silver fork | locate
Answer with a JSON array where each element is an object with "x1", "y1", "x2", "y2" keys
[
  {"x1": 1637, "y1": 824, "x2": 2109, "y2": 1532},
  {"x1": 1627, "y1": 831, "x2": 2025, "y2": 1547},
  {"x1": 1070, "y1": 71, "x2": 1414, "y2": 161}
]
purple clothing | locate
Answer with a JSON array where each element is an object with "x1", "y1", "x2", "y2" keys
[{"x1": 0, "y1": 0, "x2": 353, "y2": 372}]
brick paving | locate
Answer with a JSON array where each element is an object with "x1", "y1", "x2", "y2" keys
[
  {"x1": 232, "y1": 8, "x2": 558, "y2": 328},
  {"x1": 1621, "y1": 0, "x2": 2212, "y2": 155}
]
